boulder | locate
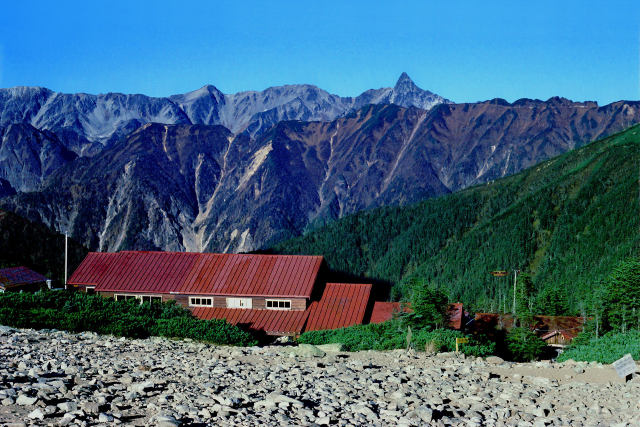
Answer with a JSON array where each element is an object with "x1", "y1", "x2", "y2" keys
[
  {"x1": 28, "y1": 408, "x2": 45, "y2": 420},
  {"x1": 289, "y1": 344, "x2": 326, "y2": 358},
  {"x1": 316, "y1": 343, "x2": 343, "y2": 353},
  {"x1": 485, "y1": 356, "x2": 505, "y2": 365},
  {"x1": 16, "y1": 395, "x2": 37, "y2": 406}
]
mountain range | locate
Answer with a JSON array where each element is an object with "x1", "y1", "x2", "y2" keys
[
  {"x1": 0, "y1": 74, "x2": 639, "y2": 253},
  {"x1": 0, "y1": 72, "x2": 447, "y2": 151}
]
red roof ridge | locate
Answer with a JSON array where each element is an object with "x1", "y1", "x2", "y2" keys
[
  {"x1": 116, "y1": 250, "x2": 323, "y2": 259},
  {"x1": 325, "y1": 282, "x2": 372, "y2": 286}
]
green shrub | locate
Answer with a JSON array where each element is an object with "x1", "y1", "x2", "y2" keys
[
  {"x1": 557, "y1": 330, "x2": 640, "y2": 364},
  {"x1": 298, "y1": 319, "x2": 496, "y2": 356},
  {"x1": 298, "y1": 321, "x2": 406, "y2": 351},
  {"x1": 0, "y1": 290, "x2": 255, "y2": 346},
  {"x1": 152, "y1": 317, "x2": 257, "y2": 346},
  {"x1": 505, "y1": 327, "x2": 547, "y2": 361},
  {"x1": 413, "y1": 329, "x2": 496, "y2": 357}
]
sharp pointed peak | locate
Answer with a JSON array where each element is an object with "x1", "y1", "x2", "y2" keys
[{"x1": 395, "y1": 72, "x2": 416, "y2": 88}]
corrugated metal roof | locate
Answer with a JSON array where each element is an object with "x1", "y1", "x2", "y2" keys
[
  {"x1": 68, "y1": 251, "x2": 323, "y2": 297},
  {"x1": 181, "y1": 253, "x2": 322, "y2": 298},
  {"x1": 192, "y1": 307, "x2": 309, "y2": 335},
  {"x1": 447, "y1": 303, "x2": 464, "y2": 330},
  {"x1": 305, "y1": 283, "x2": 372, "y2": 331},
  {"x1": 0, "y1": 266, "x2": 47, "y2": 289},
  {"x1": 67, "y1": 252, "x2": 118, "y2": 285},
  {"x1": 91, "y1": 251, "x2": 200, "y2": 293},
  {"x1": 369, "y1": 301, "x2": 412, "y2": 324}
]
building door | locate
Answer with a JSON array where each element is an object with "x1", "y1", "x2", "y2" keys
[{"x1": 226, "y1": 297, "x2": 253, "y2": 309}]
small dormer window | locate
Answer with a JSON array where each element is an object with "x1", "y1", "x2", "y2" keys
[{"x1": 266, "y1": 299, "x2": 291, "y2": 310}]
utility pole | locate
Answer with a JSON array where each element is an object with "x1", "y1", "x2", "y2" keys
[
  {"x1": 64, "y1": 233, "x2": 68, "y2": 290},
  {"x1": 512, "y1": 269, "x2": 518, "y2": 316}
]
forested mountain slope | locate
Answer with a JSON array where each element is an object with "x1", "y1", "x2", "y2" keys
[
  {"x1": 0, "y1": 209, "x2": 87, "y2": 284},
  {"x1": 273, "y1": 125, "x2": 640, "y2": 312}
]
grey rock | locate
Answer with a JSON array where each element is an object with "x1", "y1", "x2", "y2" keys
[
  {"x1": 16, "y1": 394, "x2": 38, "y2": 405},
  {"x1": 130, "y1": 381, "x2": 155, "y2": 393},
  {"x1": 486, "y1": 356, "x2": 505, "y2": 364},
  {"x1": 153, "y1": 414, "x2": 180, "y2": 427},
  {"x1": 58, "y1": 413, "x2": 76, "y2": 426},
  {"x1": 28, "y1": 408, "x2": 45, "y2": 420},
  {"x1": 289, "y1": 344, "x2": 326, "y2": 358},
  {"x1": 57, "y1": 401, "x2": 77, "y2": 412},
  {"x1": 98, "y1": 413, "x2": 114, "y2": 422},
  {"x1": 315, "y1": 343, "x2": 343, "y2": 353},
  {"x1": 81, "y1": 401, "x2": 100, "y2": 414}
]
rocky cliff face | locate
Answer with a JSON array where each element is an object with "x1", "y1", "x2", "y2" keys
[
  {"x1": 2, "y1": 98, "x2": 640, "y2": 254},
  {"x1": 0, "y1": 74, "x2": 449, "y2": 202},
  {"x1": 0, "y1": 124, "x2": 76, "y2": 193}
]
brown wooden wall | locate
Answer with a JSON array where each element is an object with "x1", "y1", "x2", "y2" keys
[{"x1": 95, "y1": 291, "x2": 307, "y2": 311}]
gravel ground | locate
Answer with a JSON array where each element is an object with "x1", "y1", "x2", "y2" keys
[{"x1": 0, "y1": 326, "x2": 638, "y2": 426}]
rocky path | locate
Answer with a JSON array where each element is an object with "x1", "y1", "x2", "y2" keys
[{"x1": 0, "y1": 326, "x2": 638, "y2": 426}]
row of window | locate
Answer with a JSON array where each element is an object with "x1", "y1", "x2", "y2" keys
[
  {"x1": 191, "y1": 297, "x2": 292, "y2": 310},
  {"x1": 109, "y1": 293, "x2": 292, "y2": 310},
  {"x1": 114, "y1": 294, "x2": 162, "y2": 304}
]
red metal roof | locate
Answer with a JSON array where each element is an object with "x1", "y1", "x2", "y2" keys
[
  {"x1": 369, "y1": 301, "x2": 412, "y2": 324},
  {"x1": 0, "y1": 266, "x2": 47, "y2": 290},
  {"x1": 191, "y1": 307, "x2": 309, "y2": 335},
  {"x1": 181, "y1": 253, "x2": 323, "y2": 298},
  {"x1": 305, "y1": 283, "x2": 372, "y2": 331},
  {"x1": 67, "y1": 252, "x2": 119, "y2": 286},
  {"x1": 68, "y1": 251, "x2": 323, "y2": 298},
  {"x1": 88, "y1": 251, "x2": 200, "y2": 293},
  {"x1": 448, "y1": 303, "x2": 464, "y2": 330}
]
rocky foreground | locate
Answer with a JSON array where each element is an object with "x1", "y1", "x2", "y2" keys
[{"x1": 0, "y1": 327, "x2": 638, "y2": 426}]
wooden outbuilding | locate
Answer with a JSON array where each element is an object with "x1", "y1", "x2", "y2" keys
[{"x1": 0, "y1": 266, "x2": 49, "y2": 292}]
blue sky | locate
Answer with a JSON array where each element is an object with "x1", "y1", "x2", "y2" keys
[{"x1": 1, "y1": 1, "x2": 638, "y2": 104}]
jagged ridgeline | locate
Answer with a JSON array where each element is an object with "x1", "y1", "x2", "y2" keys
[
  {"x1": 0, "y1": 209, "x2": 87, "y2": 284},
  {"x1": 273, "y1": 125, "x2": 640, "y2": 311}
]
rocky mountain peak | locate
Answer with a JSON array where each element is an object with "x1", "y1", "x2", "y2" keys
[{"x1": 394, "y1": 72, "x2": 421, "y2": 92}]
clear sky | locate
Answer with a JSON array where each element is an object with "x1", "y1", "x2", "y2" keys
[{"x1": 1, "y1": 1, "x2": 638, "y2": 104}]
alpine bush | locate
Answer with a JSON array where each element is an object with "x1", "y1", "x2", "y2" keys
[
  {"x1": 298, "y1": 319, "x2": 495, "y2": 356},
  {"x1": 0, "y1": 290, "x2": 256, "y2": 346},
  {"x1": 505, "y1": 327, "x2": 547, "y2": 361},
  {"x1": 557, "y1": 330, "x2": 640, "y2": 364}
]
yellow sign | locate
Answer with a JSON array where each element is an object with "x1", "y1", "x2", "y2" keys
[
  {"x1": 490, "y1": 270, "x2": 509, "y2": 277},
  {"x1": 455, "y1": 337, "x2": 468, "y2": 353}
]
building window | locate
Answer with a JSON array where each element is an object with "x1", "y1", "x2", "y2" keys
[
  {"x1": 115, "y1": 294, "x2": 137, "y2": 302},
  {"x1": 266, "y1": 299, "x2": 291, "y2": 310},
  {"x1": 189, "y1": 297, "x2": 213, "y2": 307},
  {"x1": 85, "y1": 286, "x2": 95, "y2": 295},
  {"x1": 115, "y1": 294, "x2": 161, "y2": 304},
  {"x1": 226, "y1": 297, "x2": 252, "y2": 309},
  {"x1": 141, "y1": 295, "x2": 162, "y2": 305}
]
